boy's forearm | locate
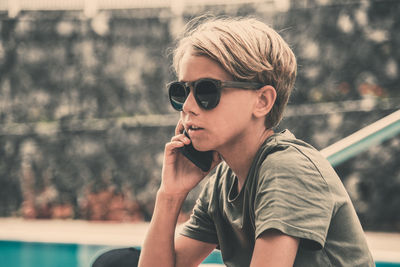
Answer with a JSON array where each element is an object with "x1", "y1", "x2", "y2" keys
[{"x1": 138, "y1": 190, "x2": 188, "y2": 267}]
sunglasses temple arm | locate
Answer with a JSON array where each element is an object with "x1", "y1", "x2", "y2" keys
[{"x1": 220, "y1": 81, "x2": 264, "y2": 90}]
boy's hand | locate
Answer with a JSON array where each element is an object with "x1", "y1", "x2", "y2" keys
[{"x1": 160, "y1": 120, "x2": 220, "y2": 195}]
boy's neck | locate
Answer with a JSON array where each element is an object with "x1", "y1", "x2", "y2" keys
[{"x1": 221, "y1": 128, "x2": 274, "y2": 192}]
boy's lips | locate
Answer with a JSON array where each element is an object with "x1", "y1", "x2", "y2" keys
[
  {"x1": 184, "y1": 122, "x2": 203, "y2": 131},
  {"x1": 188, "y1": 125, "x2": 203, "y2": 130},
  {"x1": 184, "y1": 123, "x2": 204, "y2": 136},
  {"x1": 187, "y1": 128, "x2": 204, "y2": 139}
]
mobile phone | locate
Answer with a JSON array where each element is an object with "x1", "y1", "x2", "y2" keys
[{"x1": 179, "y1": 130, "x2": 213, "y2": 172}]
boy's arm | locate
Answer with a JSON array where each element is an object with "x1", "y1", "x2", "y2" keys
[
  {"x1": 250, "y1": 229, "x2": 299, "y2": 267},
  {"x1": 175, "y1": 235, "x2": 217, "y2": 267},
  {"x1": 139, "y1": 120, "x2": 220, "y2": 267},
  {"x1": 138, "y1": 190, "x2": 184, "y2": 267},
  {"x1": 138, "y1": 191, "x2": 216, "y2": 267}
]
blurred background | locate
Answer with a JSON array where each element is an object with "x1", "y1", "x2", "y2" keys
[{"x1": 0, "y1": 0, "x2": 399, "y2": 232}]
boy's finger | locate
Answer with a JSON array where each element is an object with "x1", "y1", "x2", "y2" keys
[
  {"x1": 171, "y1": 134, "x2": 190, "y2": 144},
  {"x1": 175, "y1": 119, "x2": 185, "y2": 135}
]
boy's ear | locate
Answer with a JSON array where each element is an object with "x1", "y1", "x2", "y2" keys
[{"x1": 253, "y1": 85, "x2": 276, "y2": 118}]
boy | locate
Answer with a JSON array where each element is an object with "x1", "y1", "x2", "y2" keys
[
  {"x1": 95, "y1": 16, "x2": 374, "y2": 267},
  {"x1": 138, "y1": 16, "x2": 374, "y2": 267}
]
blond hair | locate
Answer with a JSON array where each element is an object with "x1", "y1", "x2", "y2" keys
[{"x1": 172, "y1": 16, "x2": 297, "y2": 128}]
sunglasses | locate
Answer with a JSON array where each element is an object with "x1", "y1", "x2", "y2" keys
[{"x1": 168, "y1": 78, "x2": 264, "y2": 111}]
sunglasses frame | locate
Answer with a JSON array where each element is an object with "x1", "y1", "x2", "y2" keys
[{"x1": 168, "y1": 78, "x2": 264, "y2": 111}]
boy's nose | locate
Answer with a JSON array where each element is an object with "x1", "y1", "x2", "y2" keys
[{"x1": 182, "y1": 91, "x2": 200, "y2": 114}]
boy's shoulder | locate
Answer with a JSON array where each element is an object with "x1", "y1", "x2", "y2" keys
[
  {"x1": 257, "y1": 130, "x2": 342, "y2": 191},
  {"x1": 256, "y1": 130, "x2": 336, "y2": 182},
  {"x1": 258, "y1": 129, "x2": 320, "y2": 165}
]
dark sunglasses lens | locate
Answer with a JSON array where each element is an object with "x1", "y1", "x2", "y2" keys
[
  {"x1": 169, "y1": 83, "x2": 187, "y2": 110},
  {"x1": 195, "y1": 80, "x2": 219, "y2": 109}
]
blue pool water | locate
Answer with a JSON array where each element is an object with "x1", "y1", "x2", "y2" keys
[
  {"x1": 0, "y1": 240, "x2": 398, "y2": 267},
  {"x1": 0, "y1": 240, "x2": 223, "y2": 266}
]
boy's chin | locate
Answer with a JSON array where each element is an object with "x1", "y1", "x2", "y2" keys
[{"x1": 192, "y1": 143, "x2": 213, "y2": 152}]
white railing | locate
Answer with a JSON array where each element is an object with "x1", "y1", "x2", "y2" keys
[{"x1": 321, "y1": 109, "x2": 400, "y2": 166}]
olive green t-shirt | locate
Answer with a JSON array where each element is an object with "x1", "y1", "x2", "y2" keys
[{"x1": 180, "y1": 130, "x2": 374, "y2": 267}]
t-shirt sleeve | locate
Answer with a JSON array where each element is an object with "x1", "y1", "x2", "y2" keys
[
  {"x1": 180, "y1": 178, "x2": 219, "y2": 245},
  {"x1": 254, "y1": 147, "x2": 334, "y2": 250}
]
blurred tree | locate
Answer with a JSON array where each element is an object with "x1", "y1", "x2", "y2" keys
[{"x1": 0, "y1": 1, "x2": 399, "y2": 230}]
